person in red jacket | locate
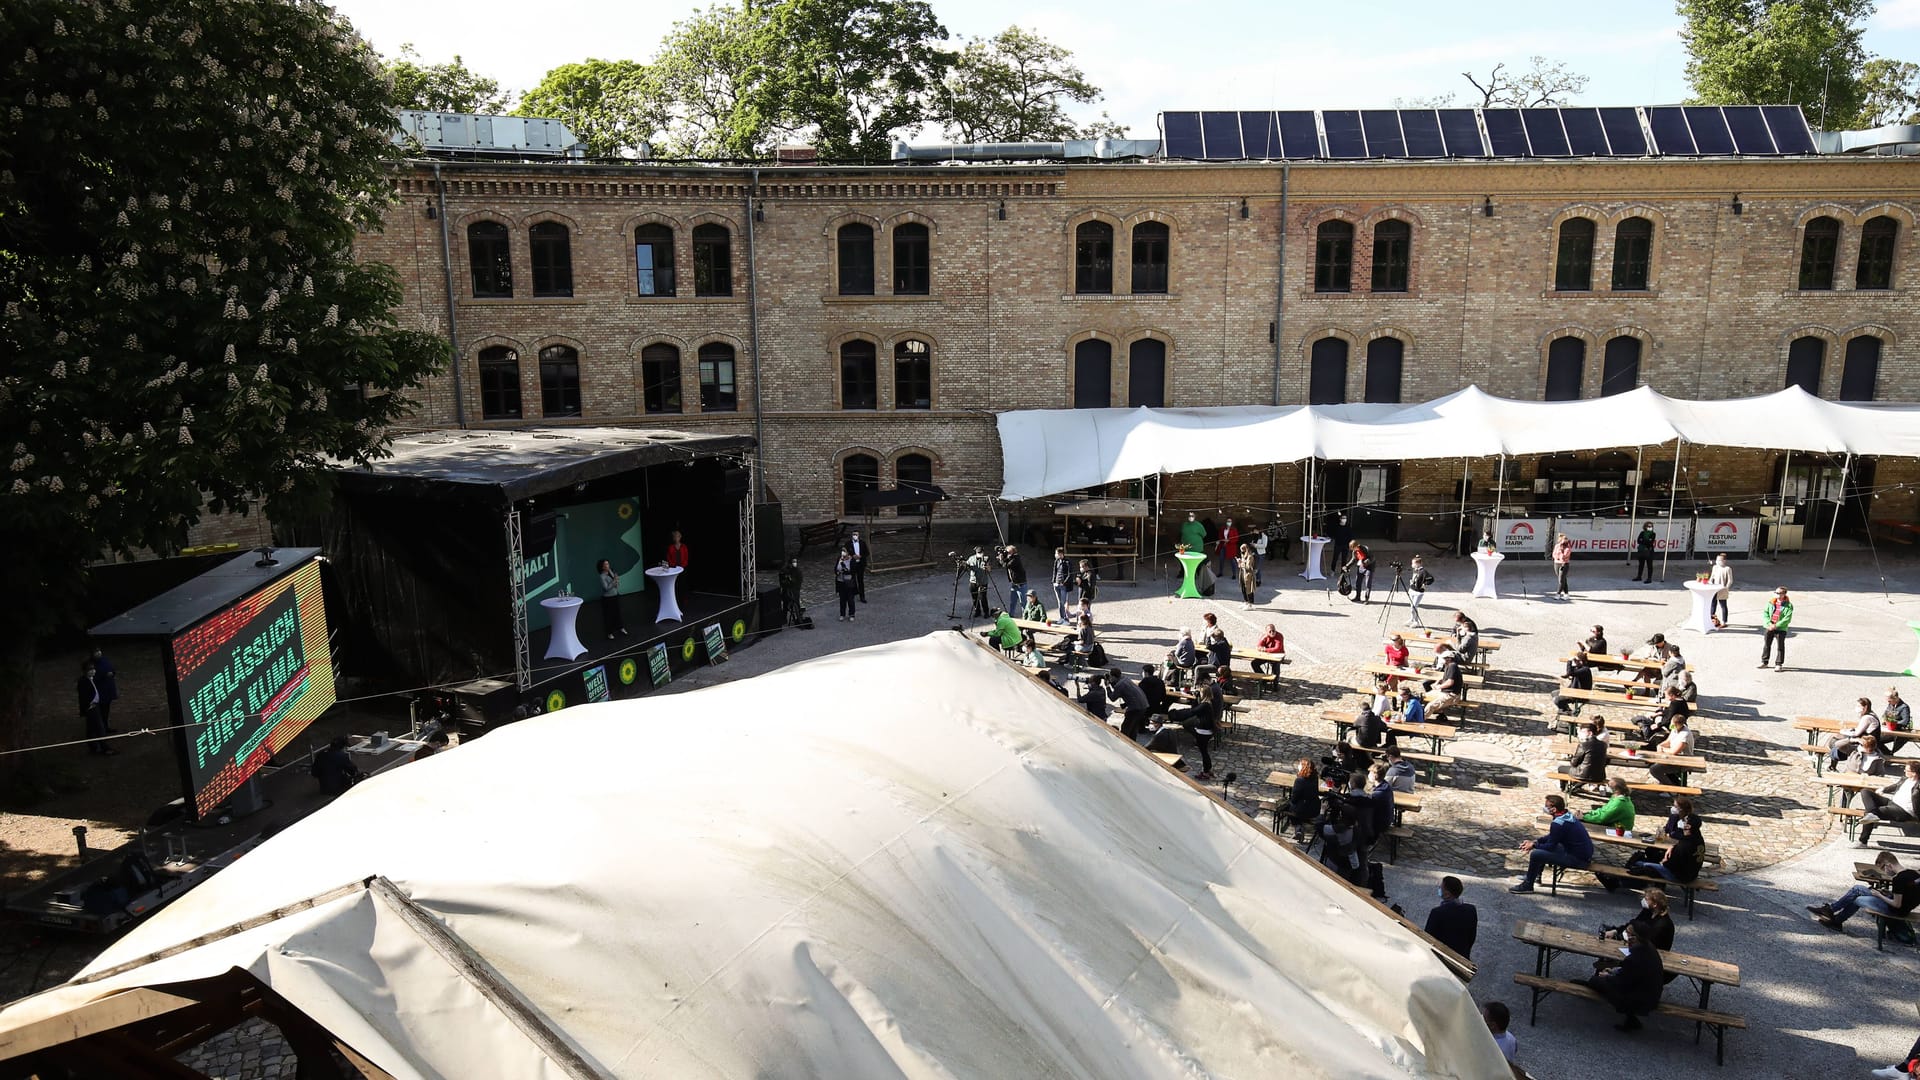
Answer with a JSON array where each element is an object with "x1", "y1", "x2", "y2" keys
[
  {"x1": 665, "y1": 530, "x2": 689, "y2": 569},
  {"x1": 1216, "y1": 518, "x2": 1241, "y2": 578}
]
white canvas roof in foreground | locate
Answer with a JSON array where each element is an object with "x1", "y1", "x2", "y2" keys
[
  {"x1": 997, "y1": 385, "x2": 1920, "y2": 500},
  {"x1": 0, "y1": 634, "x2": 1505, "y2": 1079}
]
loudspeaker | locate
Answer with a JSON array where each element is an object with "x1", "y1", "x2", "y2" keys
[
  {"x1": 757, "y1": 588, "x2": 785, "y2": 633},
  {"x1": 722, "y1": 467, "x2": 751, "y2": 497},
  {"x1": 754, "y1": 502, "x2": 786, "y2": 568}
]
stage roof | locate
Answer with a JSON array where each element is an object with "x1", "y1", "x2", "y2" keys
[
  {"x1": 0, "y1": 634, "x2": 1502, "y2": 1078},
  {"x1": 89, "y1": 548, "x2": 321, "y2": 640},
  {"x1": 334, "y1": 427, "x2": 756, "y2": 503}
]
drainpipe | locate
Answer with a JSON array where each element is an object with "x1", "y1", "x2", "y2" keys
[
  {"x1": 431, "y1": 162, "x2": 467, "y2": 428},
  {"x1": 1271, "y1": 164, "x2": 1290, "y2": 406},
  {"x1": 745, "y1": 170, "x2": 766, "y2": 503}
]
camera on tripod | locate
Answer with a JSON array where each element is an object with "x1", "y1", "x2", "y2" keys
[{"x1": 1388, "y1": 561, "x2": 1404, "y2": 572}]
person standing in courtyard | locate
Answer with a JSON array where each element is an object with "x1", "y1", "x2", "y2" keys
[
  {"x1": 1050, "y1": 547, "x2": 1076, "y2": 623},
  {"x1": 964, "y1": 547, "x2": 993, "y2": 619},
  {"x1": 88, "y1": 646, "x2": 119, "y2": 733},
  {"x1": 1001, "y1": 544, "x2": 1028, "y2": 614},
  {"x1": 1760, "y1": 585, "x2": 1794, "y2": 670},
  {"x1": 834, "y1": 547, "x2": 858, "y2": 622},
  {"x1": 1343, "y1": 539, "x2": 1374, "y2": 604},
  {"x1": 596, "y1": 558, "x2": 628, "y2": 640},
  {"x1": 1217, "y1": 518, "x2": 1240, "y2": 579},
  {"x1": 1407, "y1": 555, "x2": 1434, "y2": 629},
  {"x1": 1237, "y1": 544, "x2": 1257, "y2": 608},
  {"x1": 1552, "y1": 531, "x2": 1573, "y2": 598},
  {"x1": 1179, "y1": 512, "x2": 1207, "y2": 555},
  {"x1": 76, "y1": 660, "x2": 116, "y2": 757},
  {"x1": 847, "y1": 530, "x2": 869, "y2": 603},
  {"x1": 1073, "y1": 559, "x2": 1100, "y2": 619},
  {"x1": 1631, "y1": 521, "x2": 1656, "y2": 582},
  {"x1": 1250, "y1": 524, "x2": 1269, "y2": 586},
  {"x1": 1708, "y1": 553, "x2": 1734, "y2": 627}
]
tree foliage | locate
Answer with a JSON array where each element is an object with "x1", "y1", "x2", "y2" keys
[
  {"x1": 0, "y1": 0, "x2": 446, "y2": 792},
  {"x1": 649, "y1": 5, "x2": 781, "y2": 158},
  {"x1": 755, "y1": 0, "x2": 955, "y2": 161},
  {"x1": 384, "y1": 43, "x2": 510, "y2": 114},
  {"x1": 1678, "y1": 0, "x2": 1875, "y2": 127},
  {"x1": 1858, "y1": 57, "x2": 1920, "y2": 126},
  {"x1": 942, "y1": 27, "x2": 1109, "y2": 142},
  {"x1": 1463, "y1": 57, "x2": 1591, "y2": 107},
  {"x1": 516, "y1": 59, "x2": 663, "y2": 158}
]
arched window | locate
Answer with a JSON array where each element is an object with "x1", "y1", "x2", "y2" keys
[
  {"x1": 1363, "y1": 337, "x2": 1403, "y2": 403},
  {"x1": 840, "y1": 340, "x2": 877, "y2": 409},
  {"x1": 842, "y1": 454, "x2": 880, "y2": 516},
  {"x1": 1785, "y1": 336, "x2": 1825, "y2": 394},
  {"x1": 1857, "y1": 215, "x2": 1899, "y2": 290},
  {"x1": 1554, "y1": 218, "x2": 1595, "y2": 292},
  {"x1": 1841, "y1": 335, "x2": 1882, "y2": 401},
  {"x1": 1544, "y1": 337, "x2": 1585, "y2": 401},
  {"x1": 1072, "y1": 339, "x2": 1112, "y2": 407},
  {"x1": 1314, "y1": 221, "x2": 1353, "y2": 293},
  {"x1": 895, "y1": 454, "x2": 935, "y2": 516},
  {"x1": 1131, "y1": 221, "x2": 1169, "y2": 294},
  {"x1": 1600, "y1": 336, "x2": 1641, "y2": 396},
  {"x1": 467, "y1": 221, "x2": 512, "y2": 298},
  {"x1": 528, "y1": 222, "x2": 572, "y2": 298},
  {"x1": 478, "y1": 346, "x2": 522, "y2": 420},
  {"x1": 1610, "y1": 217, "x2": 1652, "y2": 291},
  {"x1": 640, "y1": 343, "x2": 682, "y2": 414},
  {"x1": 538, "y1": 344, "x2": 581, "y2": 417},
  {"x1": 894, "y1": 339, "x2": 931, "y2": 409},
  {"x1": 1128, "y1": 338, "x2": 1166, "y2": 407},
  {"x1": 892, "y1": 223, "x2": 930, "y2": 295},
  {"x1": 697, "y1": 342, "x2": 736, "y2": 412},
  {"x1": 1308, "y1": 336, "x2": 1348, "y2": 404},
  {"x1": 634, "y1": 224, "x2": 676, "y2": 296},
  {"x1": 837, "y1": 223, "x2": 875, "y2": 295},
  {"x1": 693, "y1": 224, "x2": 732, "y2": 297},
  {"x1": 1371, "y1": 220, "x2": 1410, "y2": 293},
  {"x1": 1075, "y1": 222, "x2": 1114, "y2": 294},
  {"x1": 1798, "y1": 216, "x2": 1840, "y2": 291}
]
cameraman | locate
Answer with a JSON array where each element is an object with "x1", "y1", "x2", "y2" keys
[
  {"x1": 999, "y1": 545, "x2": 1029, "y2": 613},
  {"x1": 964, "y1": 547, "x2": 992, "y2": 618}
]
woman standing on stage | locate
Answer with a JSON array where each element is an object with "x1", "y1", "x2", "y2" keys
[{"x1": 597, "y1": 559, "x2": 629, "y2": 639}]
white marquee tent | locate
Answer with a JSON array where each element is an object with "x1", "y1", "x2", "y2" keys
[
  {"x1": 997, "y1": 385, "x2": 1920, "y2": 501},
  {"x1": 0, "y1": 634, "x2": 1505, "y2": 1079}
]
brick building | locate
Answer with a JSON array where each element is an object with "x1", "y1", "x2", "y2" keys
[{"x1": 353, "y1": 111, "x2": 1920, "y2": 548}]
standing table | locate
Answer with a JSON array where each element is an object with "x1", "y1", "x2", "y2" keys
[
  {"x1": 1905, "y1": 620, "x2": 1920, "y2": 677},
  {"x1": 1173, "y1": 551, "x2": 1207, "y2": 599},
  {"x1": 540, "y1": 596, "x2": 587, "y2": 661},
  {"x1": 1469, "y1": 550, "x2": 1504, "y2": 598},
  {"x1": 646, "y1": 565, "x2": 685, "y2": 623},
  {"x1": 1299, "y1": 535, "x2": 1330, "y2": 581},
  {"x1": 1681, "y1": 579, "x2": 1720, "y2": 634}
]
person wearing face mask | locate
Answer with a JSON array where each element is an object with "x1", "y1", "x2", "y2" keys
[
  {"x1": 1579, "y1": 920, "x2": 1665, "y2": 1031},
  {"x1": 1510, "y1": 794, "x2": 1594, "y2": 893},
  {"x1": 1593, "y1": 889, "x2": 1680, "y2": 991},
  {"x1": 1422, "y1": 875, "x2": 1478, "y2": 959},
  {"x1": 1626, "y1": 814, "x2": 1705, "y2": 885}
]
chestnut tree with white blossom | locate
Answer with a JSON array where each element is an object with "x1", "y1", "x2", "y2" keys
[{"x1": 0, "y1": 0, "x2": 446, "y2": 795}]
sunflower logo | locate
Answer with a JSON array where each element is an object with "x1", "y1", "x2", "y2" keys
[
  {"x1": 681, "y1": 636, "x2": 697, "y2": 661},
  {"x1": 616, "y1": 501, "x2": 635, "y2": 519},
  {"x1": 731, "y1": 619, "x2": 746, "y2": 642},
  {"x1": 544, "y1": 690, "x2": 566, "y2": 713},
  {"x1": 618, "y1": 658, "x2": 638, "y2": 685}
]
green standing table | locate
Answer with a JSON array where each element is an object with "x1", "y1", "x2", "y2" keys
[
  {"x1": 1174, "y1": 551, "x2": 1207, "y2": 599},
  {"x1": 1905, "y1": 620, "x2": 1920, "y2": 677}
]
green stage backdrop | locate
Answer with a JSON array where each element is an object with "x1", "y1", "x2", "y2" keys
[{"x1": 525, "y1": 496, "x2": 644, "y2": 633}]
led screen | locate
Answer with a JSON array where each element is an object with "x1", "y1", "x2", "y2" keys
[{"x1": 170, "y1": 560, "x2": 336, "y2": 816}]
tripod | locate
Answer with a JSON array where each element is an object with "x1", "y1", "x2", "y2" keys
[
  {"x1": 1376, "y1": 565, "x2": 1412, "y2": 631},
  {"x1": 948, "y1": 557, "x2": 1002, "y2": 621}
]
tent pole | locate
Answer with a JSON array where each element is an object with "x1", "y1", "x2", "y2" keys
[
  {"x1": 1660, "y1": 439, "x2": 1684, "y2": 581},
  {"x1": 1772, "y1": 449, "x2": 1792, "y2": 560},
  {"x1": 1152, "y1": 473, "x2": 1163, "y2": 580},
  {"x1": 1456, "y1": 458, "x2": 1471, "y2": 557},
  {"x1": 1821, "y1": 453, "x2": 1851, "y2": 573},
  {"x1": 1627, "y1": 446, "x2": 1644, "y2": 566},
  {"x1": 1491, "y1": 454, "x2": 1505, "y2": 529}
]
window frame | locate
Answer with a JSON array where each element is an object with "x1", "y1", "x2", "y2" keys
[
  {"x1": 477, "y1": 345, "x2": 522, "y2": 420},
  {"x1": 837, "y1": 223, "x2": 876, "y2": 296},
  {"x1": 640, "y1": 343, "x2": 683, "y2": 415},
  {"x1": 1072, "y1": 338, "x2": 1113, "y2": 407},
  {"x1": 1599, "y1": 335, "x2": 1642, "y2": 397},
  {"x1": 538, "y1": 344, "x2": 582, "y2": 417},
  {"x1": 839, "y1": 340, "x2": 878, "y2": 410},
  {"x1": 1840, "y1": 335, "x2": 1882, "y2": 401},
  {"x1": 1130, "y1": 221, "x2": 1170, "y2": 295},
  {"x1": 1857, "y1": 215, "x2": 1898, "y2": 291},
  {"x1": 1075, "y1": 221, "x2": 1115, "y2": 295},
  {"x1": 1127, "y1": 337, "x2": 1167, "y2": 407},
  {"x1": 893, "y1": 338, "x2": 931, "y2": 410},
  {"x1": 1314, "y1": 221, "x2": 1354, "y2": 294},
  {"x1": 527, "y1": 222, "x2": 573, "y2": 298},
  {"x1": 891, "y1": 223, "x2": 930, "y2": 296},
  {"x1": 1544, "y1": 336, "x2": 1586, "y2": 401},
  {"x1": 1554, "y1": 218, "x2": 1596, "y2": 292},
  {"x1": 634, "y1": 223, "x2": 677, "y2": 297},
  {"x1": 1362, "y1": 336, "x2": 1403, "y2": 403},
  {"x1": 1610, "y1": 217, "x2": 1652, "y2": 292},
  {"x1": 1370, "y1": 220, "x2": 1410, "y2": 293},
  {"x1": 1798, "y1": 215, "x2": 1840, "y2": 291},
  {"x1": 467, "y1": 220, "x2": 513, "y2": 299},
  {"x1": 692, "y1": 223, "x2": 733, "y2": 297},
  {"x1": 697, "y1": 342, "x2": 737, "y2": 412}
]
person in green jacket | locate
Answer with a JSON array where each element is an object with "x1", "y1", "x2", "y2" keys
[
  {"x1": 1178, "y1": 512, "x2": 1207, "y2": 552},
  {"x1": 1582, "y1": 777, "x2": 1637, "y2": 832},
  {"x1": 1631, "y1": 521, "x2": 1657, "y2": 582},
  {"x1": 1760, "y1": 585, "x2": 1794, "y2": 670},
  {"x1": 991, "y1": 610, "x2": 1022, "y2": 651}
]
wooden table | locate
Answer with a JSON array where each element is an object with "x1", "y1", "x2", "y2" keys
[
  {"x1": 1591, "y1": 674, "x2": 1662, "y2": 694},
  {"x1": 1570, "y1": 652, "x2": 1693, "y2": 673},
  {"x1": 1820, "y1": 773, "x2": 1887, "y2": 807},
  {"x1": 1512, "y1": 919, "x2": 1739, "y2": 1012},
  {"x1": 1554, "y1": 737, "x2": 1709, "y2": 773},
  {"x1": 1412, "y1": 630, "x2": 1501, "y2": 652},
  {"x1": 1330, "y1": 714, "x2": 1459, "y2": 755},
  {"x1": 1010, "y1": 617, "x2": 1076, "y2": 639},
  {"x1": 1557, "y1": 686, "x2": 1694, "y2": 712},
  {"x1": 1229, "y1": 647, "x2": 1288, "y2": 666},
  {"x1": 1268, "y1": 772, "x2": 1423, "y2": 824},
  {"x1": 1360, "y1": 662, "x2": 1484, "y2": 687},
  {"x1": 1792, "y1": 716, "x2": 1919, "y2": 747}
]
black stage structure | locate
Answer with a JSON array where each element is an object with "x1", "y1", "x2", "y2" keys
[{"x1": 290, "y1": 428, "x2": 763, "y2": 724}]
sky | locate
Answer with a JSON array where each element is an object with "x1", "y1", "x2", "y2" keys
[{"x1": 327, "y1": 0, "x2": 1920, "y2": 137}]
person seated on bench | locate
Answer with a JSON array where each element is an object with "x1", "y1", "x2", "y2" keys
[
  {"x1": 1658, "y1": 643, "x2": 1687, "y2": 693},
  {"x1": 1251, "y1": 624, "x2": 1286, "y2": 673},
  {"x1": 1020, "y1": 591, "x2": 1048, "y2": 624},
  {"x1": 1583, "y1": 777, "x2": 1637, "y2": 833},
  {"x1": 1575, "y1": 920, "x2": 1665, "y2": 1031},
  {"x1": 1838, "y1": 736, "x2": 1891, "y2": 805},
  {"x1": 1368, "y1": 674, "x2": 1395, "y2": 719},
  {"x1": 1827, "y1": 697, "x2": 1882, "y2": 770},
  {"x1": 1168, "y1": 628, "x2": 1198, "y2": 688},
  {"x1": 1450, "y1": 612, "x2": 1480, "y2": 662},
  {"x1": 1481, "y1": 1001, "x2": 1517, "y2": 1063},
  {"x1": 1510, "y1": 794, "x2": 1594, "y2": 893},
  {"x1": 1631, "y1": 634, "x2": 1669, "y2": 684},
  {"x1": 1317, "y1": 797, "x2": 1368, "y2": 887},
  {"x1": 1345, "y1": 700, "x2": 1395, "y2": 772},
  {"x1": 1424, "y1": 875, "x2": 1479, "y2": 960},
  {"x1": 1382, "y1": 746, "x2": 1418, "y2": 793},
  {"x1": 988, "y1": 609, "x2": 1022, "y2": 653},
  {"x1": 1428, "y1": 648, "x2": 1465, "y2": 721},
  {"x1": 1078, "y1": 671, "x2": 1109, "y2": 722},
  {"x1": 1807, "y1": 857, "x2": 1920, "y2": 932},
  {"x1": 1395, "y1": 686, "x2": 1427, "y2": 725},
  {"x1": 1626, "y1": 813, "x2": 1704, "y2": 886},
  {"x1": 1554, "y1": 646, "x2": 1593, "y2": 715},
  {"x1": 1285, "y1": 758, "x2": 1321, "y2": 843},
  {"x1": 1636, "y1": 797, "x2": 1694, "y2": 863},
  {"x1": 1585, "y1": 624, "x2": 1609, "y2": 657},
  {"x1": 1364, "y1": 763, "x2": 1397, "y2": 844},
  {"x1": 1597, "y1": 888, "x2": 1676, "y2": 972},
  {"x1": 1858, "y1": 760, "x2": 1920, "y2": 847},
  {"x1": 1886, "y1": 687, "x2": 1913, "y2": 734},
  {"x1": 1138, "y1": 664, "x2": 1169, "y2": 717},
  {"x1": 1563, "y1": 721, "x2": 1611, "y2": 795},
  {"x1": 1198, "y1": 613, "x2": 1233, "y2": 690},
  {"x1": 1383, "y1": 633, "x2": 1410, "y2": 671},
  {"x1": 1106, "y1": 667, "x2": 1151, "y2": 740},
  {"x1": 1015, "y1": 632, "x2": 1045, "y2": 670},
  {"x1": 1648, "y1": 717, "x2": 1698, "y2": 786}
]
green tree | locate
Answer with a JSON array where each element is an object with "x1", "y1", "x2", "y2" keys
[
  {"x1": 757, "y1": 0, "x2": 955, "y2": 161},
  {"x1": 942, "y1": 27, "x2": 1110, "y2": 143},
  {"x1": 517, "y1": 59, "x2": 663, "y2": 158},
  {"x1": 385, "y1": 43, "x2": 510, "y2": 113},
  {"x1": 1858, "y1": 57, "x2": 1920, "y2": 126},
  {"x1": 1395, "y1": 57, "x2": 1589, "y2": 109},
  {"x1": 0, "y1": 0, "x2": 446, "y2": 798},
  {"x1": 1678, "y1": 0, "x2": 1875, "y2": 128},
  {"x1": 650, "y1": 5, "x2": 781, "y2": 158}
]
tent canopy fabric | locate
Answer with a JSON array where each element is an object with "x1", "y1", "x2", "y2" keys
[
  {"x1": 0, "y1": 634, "x2": 1505, "y2": 1079},
  {"x1": 997, "y1": 384, "x2": 1920, "y2": 500}
]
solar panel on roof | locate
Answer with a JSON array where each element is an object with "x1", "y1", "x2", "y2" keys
[
  {"x1": 1598, "y1": 108, "x2": 1647, "y2": 155},
  {"x1": 1400, "y1": 110, "x2": 1446, "y2": 156},
  {"x1": 1322, "y1": 110, "x2": 1366, "y2": 157},
  {"x1": 1722, "y1": 106, "x2": 1775, "y2": 153},
  {"x1": 1521, "y1": 109, "x2": 1571, "y2": 156},
  {"x1": 1200, "y1": 111, "x2": 1243, "y2": 158},
  {"x1": 1645, "y1": 107, "x2": 1695, "y2": 154},
  {"x1": 1161, "y1": 112, "x2": 1202, "y2": 158},
  {"x1": 1437, "y1": 109, "x2": 1487, "y2": 156},
  {"x1": 1361, "y1": 110, "x2": 1406, "y2": 157},
  {"x1": 1276, "y1": 111, "x2": 1320, "y2": 157},
  {"x1": 1561, "y1": 108, "x2": 1610, "y2": 155},
  {"x1": 1763, "y1": 105, "x2": 1817, "y2": 153},
  {"x1": 1239, "y1": 111, "x2": 1278, "y2": 158},
  {"x1": 1483, "y1": 109, "x2": 1530, "y2": 156},
  {"x1": 1684, "y1": 106, "x2": 1735, "y2": 154}
]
